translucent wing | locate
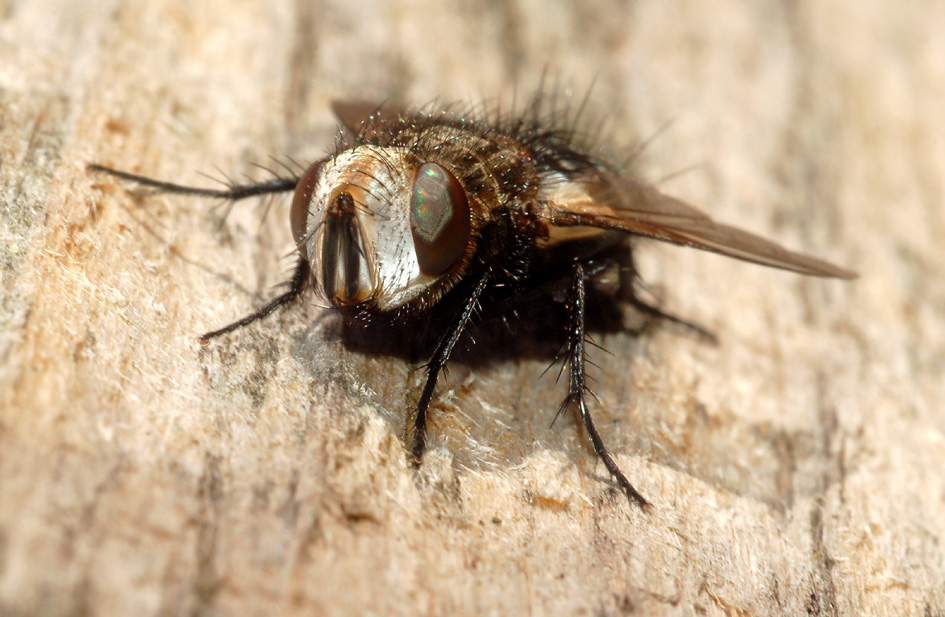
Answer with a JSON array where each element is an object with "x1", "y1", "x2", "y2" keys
[
  {"x1": 331, "y1": 99, "x2": 406, "y2": 141},
  {"x1": 538, "y1": 169, "x2": 857, "y2": 278}
]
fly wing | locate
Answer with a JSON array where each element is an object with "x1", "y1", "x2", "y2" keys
[
  {"x1": 331, "y1": 100, "x2": 407, "y2": 142},
  {"x1": 539, "y1": 170, "x2": 857, "y2": 279}
]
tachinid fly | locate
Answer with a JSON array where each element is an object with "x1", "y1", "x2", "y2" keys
[{"x1": 90, "y1": 95, "x2": 856, "y2": 508}]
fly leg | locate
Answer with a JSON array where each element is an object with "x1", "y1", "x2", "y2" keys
[
  {"x1": 200, "y1": 256, "x2": 310, "y2": 341},
  {"x1": 410, "y1": 272, "x2": 491, "y2": 463},
  {"x1": 88, "y1": 163, "x2": 299, "y2": 200},
  {"x1": 615, "y1": 250, "x2": 717, "y2": 344},
  {"x1": 625, "y1": 294, "x2": 717, "y2": 344},
  {"x1": 88, "y1": 163, "x2": 308, "y2": 340},
  {"x1": 564, "y1": 261, "x2": 649, "y2": 508}
]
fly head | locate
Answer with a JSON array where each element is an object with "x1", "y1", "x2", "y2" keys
[{"x1": 290, "y1": 145, "x2": 479, "y2": 316}]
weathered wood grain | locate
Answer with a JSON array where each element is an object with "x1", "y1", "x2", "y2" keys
[{"x1": 1, "y1": 1, "x2": 943, "y2": 615}]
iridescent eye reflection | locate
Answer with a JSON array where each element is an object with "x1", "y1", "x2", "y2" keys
[
  {"x1": 411, "y1": 165, "x2": 450, "y2": 239},
  {"x1": 409, "y1": 162, "x2": 470, "y2": 275}
]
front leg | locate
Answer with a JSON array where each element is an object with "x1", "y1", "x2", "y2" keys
[
  {"x1": 564, "y1": 261, "x2": 650, "y2": 508},
  {"x1": 200, "y1": 256, "x2": 310, "y2": 342},
  {"x1": 88, "y1": 163, "x2": 299, "y2": 200},
  {"x1": 89, "y1": 164, "x2": 311, "y2": 341},
  {"x1": 410, "y1": 272, "x2": 491, "y2": 463}
]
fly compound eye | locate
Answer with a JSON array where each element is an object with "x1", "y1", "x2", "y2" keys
[
  {"x1": 290, "y1": 161, "x2": 323, "y2": 259},
  {"x1": 410, "y1": 163, "x2": 471, "y2": 275}
]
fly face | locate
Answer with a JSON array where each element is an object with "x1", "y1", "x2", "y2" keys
[{"x1": 290, "y1": 145, "x2": 474, "y2": 313}]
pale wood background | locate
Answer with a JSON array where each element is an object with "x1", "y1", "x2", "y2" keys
[{"x1": 1, "y1": 1, "x2": 943, "y2": 615}]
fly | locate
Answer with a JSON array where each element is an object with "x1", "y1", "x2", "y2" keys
[{"x1": 89, "y1": 95, "x2": 856, "y2": 508}]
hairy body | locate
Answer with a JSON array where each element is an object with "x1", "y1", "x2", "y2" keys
[{"x1": 90, "y1": 94, "x2": 854, "y2": 507}]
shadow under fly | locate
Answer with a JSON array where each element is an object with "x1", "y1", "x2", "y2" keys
[{"x1": 89, "y1": 93, "x2": 856, "y2": 508}]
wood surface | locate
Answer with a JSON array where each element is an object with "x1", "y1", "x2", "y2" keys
[{"x1": 1, "y1": 1, "x2": 943, "y2": 615}]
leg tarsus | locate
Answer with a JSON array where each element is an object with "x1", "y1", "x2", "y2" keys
[
  {"x1": 575, "y1": 396, "x2": 650, "y2": 509},
  {"x1": 566, "y1": 261, "x2": 650, "y2": 509},
  {"x1": 199, "y1": 257, "x2": 310, "y2": 342}
]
